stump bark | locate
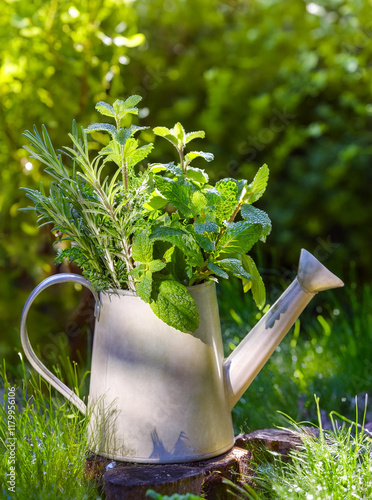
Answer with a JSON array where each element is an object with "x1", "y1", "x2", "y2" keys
[{"x1": 85, "y1": 429, "x2": 304, "y2": 499}]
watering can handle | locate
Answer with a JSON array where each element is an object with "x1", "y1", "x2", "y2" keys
[{"x1": 20, "y1": 273, "x2": 100, "y2": 415}]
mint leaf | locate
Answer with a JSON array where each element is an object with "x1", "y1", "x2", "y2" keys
[
  {"x1": 143, "y1": 191, "x2": 168, "y2": 211},
  {"x1": 148, "y1": 259, "x2": 166, "y2": 272},
  {"x1": 190, "y1": 191, "x2": 207, "y2": 214},
  {"x1": 164, "y1": 245, "x2": 189, "y2": 283},
  {"x1": 155, "y1": 177, "x2": 194, "y2": 218},
  {"x1": 218, "y1": 258, "x2": 252, "y2": 279},
  {"x1": 135, "y1": 270, "x2": 152, "y2": 303},
  {"x1": 124, "y1": 137, "x2": 138, "y2": 158},
  {"x1": 216, "y1": 221, "x2": 262, "y2": 256},
  {"x1": 241, "y1": 254, "x2": 266, "y2": 309},
  {"x1": 185, "y1": 166, "x2": 209, "y2": 184},
  {"x1": 150, "y1": 280, "x2": 199, "y2": 333},
  {"x1": 150, "y1": 163, "x2": 168, "y2": 174},
  {"x1": 194, "y1": 221, "x2": 219, "y2": 234},
  {"x1": 244, "y1": 164, "x2": 269, "y2": 204},
  {"x1": 99, "y1": 140, "x2": 122, "y2": 167},
  {"x1": 215, "y1": 178, "x2": 239, "y2": 222},
  {"x1": 165, "y1": 162, "x2": 183, "y2": 176},
  {"x1": 153, "y1": 126, "x2": 179, "y2": 148},
  {"x1": 150, "y1": 162, "x2": 182, "y2": 176},
  {"x1": 127, "y1": 143, "x2": 154, "y2": 168},
  {"x1": 132, "y1": 231, "x2": 153, "y2": 263},
  {"x1": 241, "y1": 205, "x2": 272, "y2": 241},
  {"x1": 85, "y1": 123, "x2": 117, "y2": 137},
  {"x1": 95, "y1": 101, "x2": 115, "y2": 118},
  {"x1": 194, "y1": 232, "x2": 215, "y2": 253},
  {"x1": 185, "y1": 151, "x2": 214, "y2": 165},
  {"x1": 116, "y1": 125, "x2": 148, "y2": 146},
  {"x1": 153, "y1": 126, "x2": 172, "y2": 137},
  {"x1": 173, "y1": 122, "x2": 186, "y2": 143},
  {"x1": 150, "y1": 226, "x2": 203, "y2": 267},
  {"x1": 203, "y1": 187, "x2": 222, "y2": 209},
  {"x1": 129, "y1": 264, "x2": 146, "y2": 279},
  {"x1": 162, "y1": 246, "x2": 175, "y2": 263},
  {"x1": 207, "y1": 261, "x2": 229, "y2": 279},
  {"x1": 113, "y1": 95, "x2": 142, "y2": 119},
  {"x1": 185, "y1": 130, "x2": 205, "y2": 144}
]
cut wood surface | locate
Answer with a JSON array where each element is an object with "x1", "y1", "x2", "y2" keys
[{"x1": 85, "y1": 429, "x2": 305, "y2": 499}]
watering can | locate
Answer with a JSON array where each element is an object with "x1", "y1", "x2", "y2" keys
[{"x1": 20, "y1": 249, "x2": 343, "y2": 463}]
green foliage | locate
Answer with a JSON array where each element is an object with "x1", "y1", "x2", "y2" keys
[
  {"x1": 22, "y1": 100, "x2": 153, "y2": 292},
  {"x1": 146, "y1": 128, "x2": 271, "y2": 319},
  {"x1": 22, "y1": 98, "x2": 271, "y2": 332},
  {"x1": 227, "y1": 399, "x2": 372, "y2": 500},
  {"x1": 150, "y1": 280, "x2": 200, "y2": 333},
  {"x1": 0, "y1": 360, "x2": 100, "y2": 499}
]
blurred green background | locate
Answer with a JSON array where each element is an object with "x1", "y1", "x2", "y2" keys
[{"x1": 1, "y1": 0, "x2": 372, "y2": 429}]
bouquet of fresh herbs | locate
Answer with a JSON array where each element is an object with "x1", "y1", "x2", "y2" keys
[{"x1": 22, "y1": 95, "x2": 271, "y2": 333}]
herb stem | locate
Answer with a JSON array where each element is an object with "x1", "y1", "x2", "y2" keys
[{"x1": 178, "y1": 147, "x2": 185, "y2": 173}]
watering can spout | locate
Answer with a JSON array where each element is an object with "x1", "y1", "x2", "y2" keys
[
  {"x1": 297, "y1": 248, "x2": 344, "y2": 293},
  {"x1": 224, "y1": 249, "x2": 344, "y2": 410}
]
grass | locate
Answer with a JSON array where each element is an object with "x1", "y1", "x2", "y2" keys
[
  {"x1": 225, "y1": 397, "x2": 372, "y2": 500},
  {"x1": 0, "y1": 357, "x2": 100, "y2": 500}
]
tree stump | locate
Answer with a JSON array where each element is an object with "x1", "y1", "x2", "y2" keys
[
  {"x1": 103, "y1": 465, "x2": 204, "y2": 499},
  {"x1": 235, "y1": 428, "x2": 303, "y2": 459},
  {"x1": 85, "y1": 429, "x2": 305, "y2": 499}
]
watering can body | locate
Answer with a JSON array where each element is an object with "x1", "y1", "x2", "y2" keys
[{"x1": 20, "y1": 249, "x2": 343, "y2": 463}]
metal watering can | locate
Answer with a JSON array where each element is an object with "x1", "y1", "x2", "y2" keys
[{"x1": 20, "y1": 249, "x2": 343, "y2": 463}]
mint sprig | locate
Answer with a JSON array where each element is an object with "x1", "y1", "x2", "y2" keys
[{"x1": 22, "y1": 96, "x2": 271, "y2": 333}]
